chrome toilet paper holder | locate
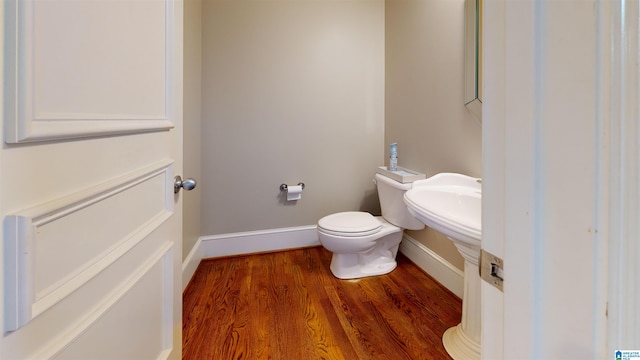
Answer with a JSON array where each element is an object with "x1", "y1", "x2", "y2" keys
[{"x1": 280, "y1": 182, "x2": 305, "y2": 192}]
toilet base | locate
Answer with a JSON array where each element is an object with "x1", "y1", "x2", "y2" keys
[
  {"x1": 319, "y1": 217, "x2": 404, "y2": 280},
  {"x1": 329, "y1": 251, "x2": 399, "y2": 279}
]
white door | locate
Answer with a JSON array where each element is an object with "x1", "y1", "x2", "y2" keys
[{"x1": 0, "y1": 0, "x2": 183, "y2": 359}]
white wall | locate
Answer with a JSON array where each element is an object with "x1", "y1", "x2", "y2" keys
[
  {"x1": 200, "y1": 0, "x2": 385, "y2": 235},
  {"x1": 385, "y1": 0, "x2": 481, "y2": 270}
]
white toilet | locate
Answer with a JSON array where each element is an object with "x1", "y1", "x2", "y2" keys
[{"x1": 317, "y1": 172, "x2": 425, "y2": 279}]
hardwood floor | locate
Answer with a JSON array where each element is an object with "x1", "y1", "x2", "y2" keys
[{"x1": 183, "y1": 246, "x2": 462, "y2": 360}]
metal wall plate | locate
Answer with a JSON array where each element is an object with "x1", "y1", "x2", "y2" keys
[{"x1": 480, "y1": 249, "x2": 504, "y2": 291}]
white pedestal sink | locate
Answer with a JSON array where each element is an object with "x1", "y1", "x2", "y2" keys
[{"x1": 403, "y1": 173, "x2": 481, "y2": 360}]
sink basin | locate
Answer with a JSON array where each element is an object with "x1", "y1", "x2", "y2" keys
[
  {"x1": 403, "y1": 172, "x2": 482, "y2": 360},
  {"x1": 403, "y1": 173, "x2": 481, "y2": 246}
]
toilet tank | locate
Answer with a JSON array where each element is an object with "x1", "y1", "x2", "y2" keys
[{"x1": 374, "y1": 173, "x2": 425, "y2": 230}]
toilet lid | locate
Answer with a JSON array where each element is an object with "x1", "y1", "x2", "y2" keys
[{"x1": 317, "y1": 211, "x2": 382, "y2": 237}]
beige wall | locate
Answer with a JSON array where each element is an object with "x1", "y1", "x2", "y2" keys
[
  {"x1": 191, "y1": 0, "x2": 481, "y2": 271},
  {"x1": 183, "y1": 0, "x2": 202, "y2": 259},
  {"x1": 386, "y1": 0, "x2": 482, "y2": 270},
  {"x1": 200, "y1": 0, "x2": 386, "y2": 235}
]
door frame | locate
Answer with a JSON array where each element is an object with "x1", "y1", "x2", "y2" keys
[{"x1": 480, "y1": 0, "x2": 640, "y2": 357}]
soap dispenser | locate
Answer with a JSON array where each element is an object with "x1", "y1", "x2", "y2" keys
[{"x1": 389, "y1": 143, "x2": 398, "y2": 171}]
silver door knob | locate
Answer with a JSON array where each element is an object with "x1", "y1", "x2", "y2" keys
[{"x1": 174, "y1": 175, "x2": 197, "y2": 193}]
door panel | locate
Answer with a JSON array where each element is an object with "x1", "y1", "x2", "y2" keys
[
  {"x1": 4, "y1": 160, "x2": 174, "y2": 331},
  {"x1": 1, "y1": 0, "x2": 183, "y2": 358},
  {"x1": 4, "y1": 0, "x2": 174, "y2": 143},
  {"x1": 51, "y1": 245, "x2": 174, "y2": 360},
  {"x1": 14, "y1": 242, "x2": 174, "y2": 359}
]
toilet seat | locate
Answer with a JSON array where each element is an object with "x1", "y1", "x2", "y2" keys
[{"x1": 317, "y1": 211, "x2": 382, "y2": 237}]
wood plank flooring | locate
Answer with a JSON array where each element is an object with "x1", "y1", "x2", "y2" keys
[{"x1": 183, "y1": 246, "x2": 462, "y2": 360}]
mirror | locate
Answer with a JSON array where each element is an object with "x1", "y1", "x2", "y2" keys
[{"x1": 464, "y1": 0, "x2": 482, "y2": 121}]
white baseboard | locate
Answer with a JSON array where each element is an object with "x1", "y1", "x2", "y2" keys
[
  {"x1": 183, "y1": 226, "x2": 464, "y2": 298},
  {"x1": 182, "y1": 237, "x2": 203, "y2": 291},
  {"x1": 182, "y1": 225, "x2": 319, "y2": 290},
  {"x1": 399, "y1": 234, "x2": 464, "y2": 298}
]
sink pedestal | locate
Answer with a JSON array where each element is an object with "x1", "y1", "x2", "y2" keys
[{"x1": 442, "y1": 242, "x2": 480, "y2": 360}]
